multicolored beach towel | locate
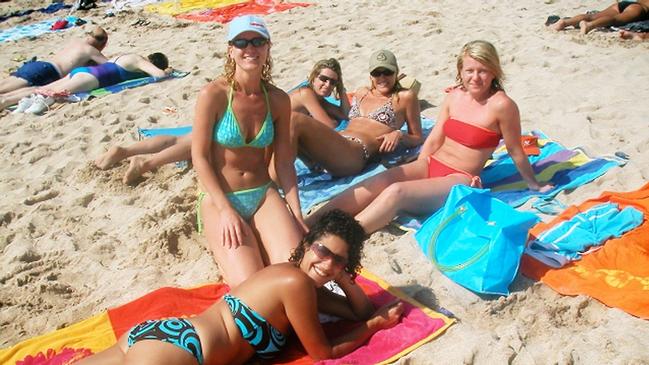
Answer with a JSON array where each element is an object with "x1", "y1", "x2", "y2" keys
[
  {"x1": 395, "y1": 130, "x2": 626, "y2": 231},
  {"x1": 0, "y1": 16, "x2": 83, "y2": 43},
  {"x1": 521, "y1": 182, "x2": 649, "y2": 319},
  {"x1": 72, "y1": 70, "x2": 190, "y2": 100},
  {"x1": 177, "y1": 0, "x2": 312, "y2": 23},
  {"x1": 0, "y1": 270, "x2": 454, "y2": 364},
  {"x1": 145, "y1": 0, "x2": 247, "y2": 16}
]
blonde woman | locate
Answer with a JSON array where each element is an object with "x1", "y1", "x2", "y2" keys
[
  {"x1": 307, "y1": 40, "x2": 552, "y2": 234},
  {"x1": 192, "y1": 15, "x2": 305, "y2": 286}
]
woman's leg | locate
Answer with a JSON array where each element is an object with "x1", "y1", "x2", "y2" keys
[
  {"x1": 200, "y1": 195, "x2": 265, "y2": 287},
  {"x1": 122, "y1": 136, "x2": 192, "y2": 184},
  {"x1": 0, "y1": 85, "x2": 37, "y2": 109},
  {"x1": 551, "y1": 3, "x2": 619, "y2": 30},
  {"x1": 44, "y1": 73, "x2": 99, "y2": 94},
  {"x1": 580, "y1": 3, "x2": 645, "y2": 34},
  {"x1": 305, "y1": 158, "x2": 429, "y2": 226},
  {"x1": 95, "y1": 135, "x2": 187, "y2": 169},
  {"x1": 74, "y1": 342, "x2": 126, "y2": 364},
  {"x1": 292, "y1": 112, "x2": 366, "y2": 176},
  {"x1": 357, "y1": 174, "x2": 472, "y2": 234},
  {"x1": 251, "y1": 187, "x2": 303, "y2": 264}
]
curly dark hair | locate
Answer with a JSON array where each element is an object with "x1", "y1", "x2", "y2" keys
[{"x1": 289, "y1": 209, "x2": 367, "y2": 280}]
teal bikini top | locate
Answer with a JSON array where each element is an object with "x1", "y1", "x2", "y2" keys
[{"x1": 213, "y1": 84, "x2": 274, "y2": 148}]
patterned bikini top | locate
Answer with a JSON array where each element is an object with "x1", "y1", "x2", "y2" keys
[{"x1": 348, "y1": 91, "x2": 399, "y2": 129}]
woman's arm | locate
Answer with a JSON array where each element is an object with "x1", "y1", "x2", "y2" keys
[
  {"x1": 291, "y1": 87, "x2": 339, "y2": 128},
  {"x1": 273, "y1": 88, "x2": 307, "y2": 231},
  {"x1": 284, "y1": 274, "x2": 403, "y2": 360},
  {"x1": 497, "y1": 96, "x2": 552, "y2": 192},
  {"x1": 377, "y1": 89, "x2": 423, "y2": 153},
  {"x1": 135, "y1": 55, "x2": 170, "y2": 78},
  {"x1": 316, "y1": 273, "x2": 374, "y2": 321},
  {"x1": 417, "y1": 93, "x2": 450, "y2": 159},
  {"x1": 191, "y1": 82, "x2": 249, "y2": 246}
]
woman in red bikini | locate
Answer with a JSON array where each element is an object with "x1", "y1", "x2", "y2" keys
[
  {"x1": 306, "y1": 40, "x2": 552, "y2": 234},
  {"x1": 292, "y1": 50, "x2": 423, "y2": 177}
]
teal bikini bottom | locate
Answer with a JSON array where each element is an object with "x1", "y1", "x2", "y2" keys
[{"x1": 196, "y1": 182, "x2": 272, "y2": 233}]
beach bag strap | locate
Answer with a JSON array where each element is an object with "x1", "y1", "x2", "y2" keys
[{"x1": 427, "y1": 205, "x2": 490, "y2": 272}]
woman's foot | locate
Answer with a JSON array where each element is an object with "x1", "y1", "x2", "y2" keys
[
  {"x1": 579, "y1": 20, "x2": 593, "y2": 34},
  {"x1": 550, "y1": 19, "x2": 567, "y2": 31},
  {"x1": 620, "y1": 30, "x2": 647, "y2": 40},
  {"x1": 94, "y1": 146, "x2": 127, "y2": 170},
  {"x1": 123, "y1": 157, "x2": 146, "y2": 184}
]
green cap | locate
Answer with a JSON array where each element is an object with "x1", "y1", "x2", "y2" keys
[{"x1": 368, "y1": 49, "x2": 398, "y2": 73}]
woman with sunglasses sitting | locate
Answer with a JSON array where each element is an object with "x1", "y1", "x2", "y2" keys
[
  {"x1": 191, "y1": 15, "x2": 306, "y2": 286},
  {"x1": 291, "y1": 50, "x2": 423, "y2": 177},
  {"x1": 289, "y1": 58, "x2": 350, "y2": 128},
  {"x1": 76, "y1": 210, "x2": 404, "y2": 365},
  {"x1": 306, "y1": 41, "x2": 552, "y2": 234}
]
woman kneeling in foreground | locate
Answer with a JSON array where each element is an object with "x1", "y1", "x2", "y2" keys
[
  {"x1": 76, "y1": 210, "x2": 404, "y2": 365},
  {"x1": 307, "y1": 40, "x2": 552, "y2": 234}
]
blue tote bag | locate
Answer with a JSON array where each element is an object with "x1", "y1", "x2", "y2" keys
[{"x1": 415, "y1": 185, "x2": 539, "y2": 295}]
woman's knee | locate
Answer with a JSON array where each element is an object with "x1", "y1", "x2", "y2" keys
[{"x1": 379, "y1": 182, "x2": 409, "y2": 207}]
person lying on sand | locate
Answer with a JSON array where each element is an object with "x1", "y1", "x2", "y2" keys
[
  {"x1": 94, "y1": 58, "x2": 349, "y2": 185},
  {"x1": 292, "y1": 49, "x2": 423, "y2": 177},
  {"x1": 75, "y1": 210, "x2": 404, "y2": 365},
  {"x1": 0, "y1": 26, "x2": 108, "y2": 110},
  {"x1": 11, "y1": 52, "x2": 172, "y2": 115},
  {"x1": 306, "y1": 40, "x2": 552, "y2": 234},
  {"x1": 547, "y1": 0, "x2": 649, "y2": 35}
]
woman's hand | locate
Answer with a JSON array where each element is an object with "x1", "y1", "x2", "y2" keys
[
  {"x1": 369, "y1": 300, "x2": 404, "y2": 331},
  {"x1": 218, "y1": 206, "x2": 249, "y2": 249},
  {"x1": 376, "y1": 130, "x2": 402, "y2": 153}
]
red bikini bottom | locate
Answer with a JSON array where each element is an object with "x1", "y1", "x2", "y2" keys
[{"x1": 427, "y1": 155, "x2": 482, "y2": 187}]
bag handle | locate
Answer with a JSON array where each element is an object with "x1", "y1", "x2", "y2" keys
[{"x1": 428, "y1": 205, "x2": 490, "y2": 273}]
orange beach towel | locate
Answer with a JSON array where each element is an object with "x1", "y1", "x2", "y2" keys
[{"x1": 521, "y1": 182, "x2": 649, "y2": 319}]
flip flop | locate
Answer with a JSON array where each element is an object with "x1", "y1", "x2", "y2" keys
[{"x1": 545, "y1": 15, "x2": 560, "y2": 26}]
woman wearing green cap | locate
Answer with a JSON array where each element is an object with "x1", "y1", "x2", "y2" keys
[
  {"x1": 292, "y1": 49, "x2": 423, "y2": 177},
  {"x1": 190, "y1": 15, "x2": 306, "y2": 287}
]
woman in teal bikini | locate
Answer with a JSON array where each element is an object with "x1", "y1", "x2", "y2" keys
[
  {"x1": 192, "y1": 15, "x2": 306, "y2": 286},
  {"x1": 76, "y1": 210, "x2": 404, "y2": 365},
  {"x1": 93, "y1": 59, "x2": 348, "y2": 185}
]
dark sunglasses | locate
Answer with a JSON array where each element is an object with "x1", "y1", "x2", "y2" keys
[
  {"x1": 310, "y1": 242, "x2": 347, "y2": 269},
  {"x1": 229, "y1": 37, "x2": 268, "y2": 49},
  {"x1": 370, "y1": 68, "x2": 395, "y2": 77},
  {"x1": 317, "y1": 74, "x2": 338, "y2": 85}
]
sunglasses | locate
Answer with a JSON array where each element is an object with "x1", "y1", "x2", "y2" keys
[
  {"x1": 310, "y1": 242, "x2": 347, "y2": 269},
  {"x1": 317, "y1": 74, "x2": 338, "y2": 85},
  {"x1": 370, "y1": 68, "x2": 395, "y2": 77},
  {"x1": 229, "y1": 37, "x2": 268, "y2": 49}
]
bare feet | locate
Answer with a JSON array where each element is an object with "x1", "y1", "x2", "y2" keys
[
  {"x1": 579, "y1": 20, "x2": 591, "y2": 35},
  {"x1": 123, "y1": 157, "x2": 146, "y2": 184},
  {"x1": 620, "y1": 30, "x2": 648, "y2": 40},
  {"x1": 95, "y1": 146, "x2": 127, "y2": 170},
  {"x1": 551, "y1": 19, "x2": 567, "y2": 31}
]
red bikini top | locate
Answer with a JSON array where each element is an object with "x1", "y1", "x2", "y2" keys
[{"x1": 443, "y1": 118, "x2": 501, "y2": 149}]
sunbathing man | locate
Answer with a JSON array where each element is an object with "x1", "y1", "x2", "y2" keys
[
  {"x1": 548, "y1": 0, "x2": 649, "y2": 34},
  {"x1": 0, "y1": 26, "x2": 109, "y2": 109}
]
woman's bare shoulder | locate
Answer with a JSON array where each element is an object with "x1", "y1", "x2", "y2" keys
[{"x1": 488, "y1": 90, "x2": 517, "y2": 112}]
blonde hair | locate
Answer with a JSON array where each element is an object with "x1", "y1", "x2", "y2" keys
[
  {"x1": 307, "y1": 58, "x2": 344, "y2": 99},
  {"x1": 455, "y1": 40, "x2": 505, "y2": 91},
  {"x1": 222, "y1": 47, "x2": 274, "y2": 88}
]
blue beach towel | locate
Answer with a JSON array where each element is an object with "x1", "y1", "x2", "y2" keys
[
  {"x1": 0, "y1": 2, "x2": 72, "y2": 23},
  {"x1": 0, "y1": 16, "x2": 83, "y2": 43}
]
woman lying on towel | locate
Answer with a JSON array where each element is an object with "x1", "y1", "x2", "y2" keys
[
  {"x1": 13, "y1": 52, "x2": 172, "y2": 115},
  {"x1": 76, "y1": 210, "x2": 404, "y2": 365},
  {"x1": 306, "y1": 40, "x2": 552, "y2": 234},
  {"x1": 94, "y1": 59, "x2": 348, "y2": 185},
  {"x1": 289, "y1": 57, "x2": 350, "y2": 128},
  {"x1": 547, "y1": 0, "x2": 649, "y2": 35},
  {"x1": 292, "y1": 49, "x2": 423, "y2": 177}
]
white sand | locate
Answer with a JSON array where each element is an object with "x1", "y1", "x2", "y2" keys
[{"x1": 1, "y1": 0, "x2": 648, "y2": 363}]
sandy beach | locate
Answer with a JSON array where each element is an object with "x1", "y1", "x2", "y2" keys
[{"x1": 1, "y1": 0, "x2": 648, "y2": 363}]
